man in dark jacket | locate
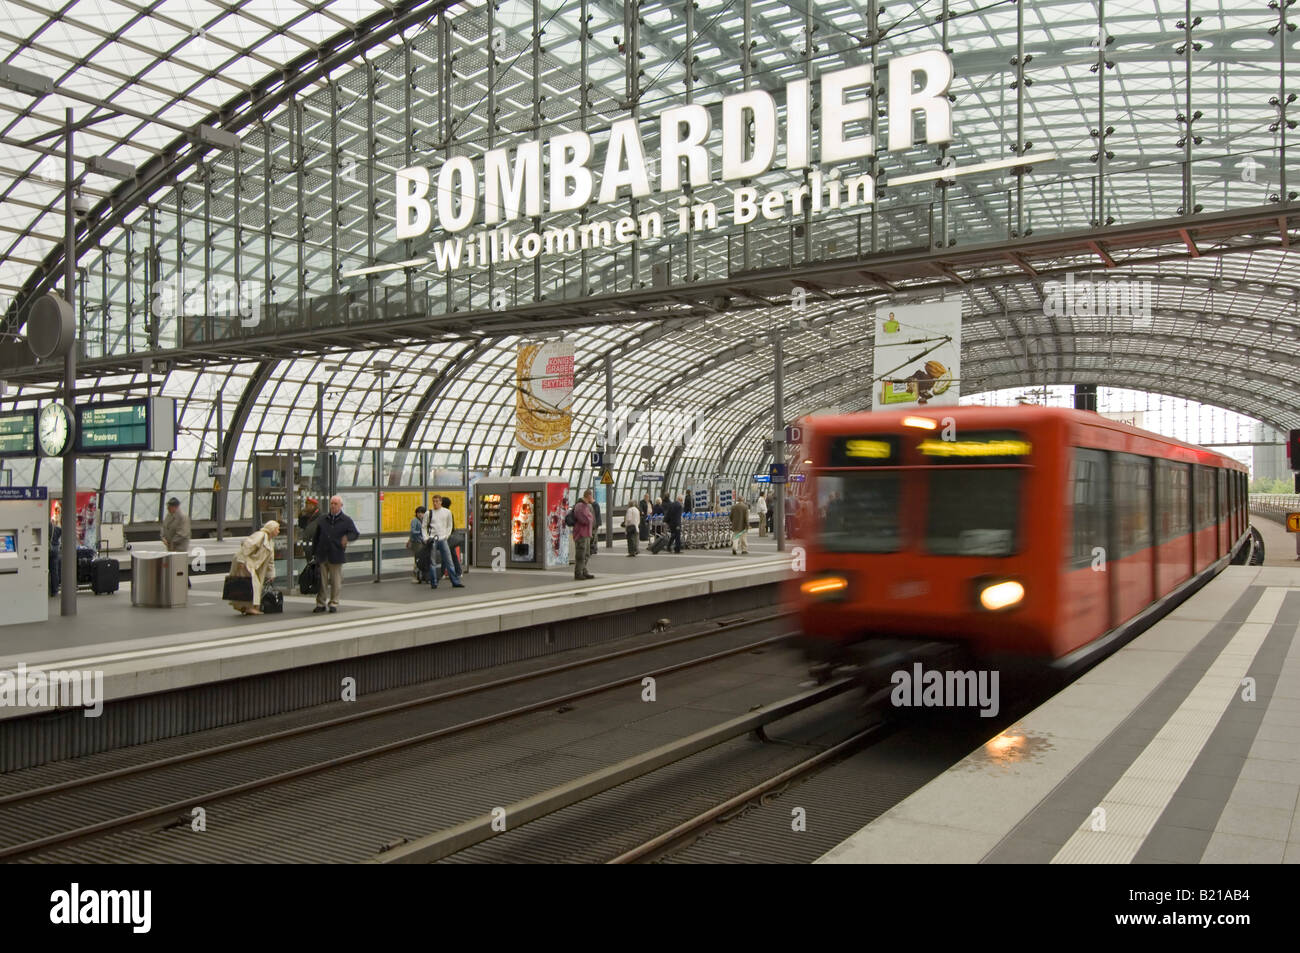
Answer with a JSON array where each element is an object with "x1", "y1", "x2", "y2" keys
[
  {"x1": 311, "y1": 494, "x2": 359, "y2": 613},
  {"x1": 638, "y1": 492, "x2": 651, "y2": 541},
  {"x1": 666, "y1": 494, "x2": 684, "y2": 553},
  {"x1": 298, "y1": 497, "x2": 321, "y2": 561},
  {"x1": 49, "y1": 517, "x2": 62, "y2": 596}
]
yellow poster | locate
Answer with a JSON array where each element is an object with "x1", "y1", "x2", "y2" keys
[
  {"x1": 427, "y1": 490, "x2": 467, "y2": 531},
  {"x1": 380, "y1": 491, "x2": 424, "y2": 534}
]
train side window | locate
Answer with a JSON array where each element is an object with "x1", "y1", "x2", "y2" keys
[
  {"x1": 1156, "y1": 461, "x2": 1191, "y2": 543},
  {"x1": 1217, "y1": 469, "x2": 1227, "y2": 525},
  {"x1": 1113, "y1": 452, "x2": 1151, "y2": 557},
  {"x1": 1194, "y1": 466, "x2": 1214, "y2": 530},
  {"x1": 1069, "y1": 448, "x2": 1108, "y2": 568}
]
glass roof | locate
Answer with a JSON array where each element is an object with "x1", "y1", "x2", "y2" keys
[{"x1": 0, "y1": 0, "x2": 1297, "y2": 526}]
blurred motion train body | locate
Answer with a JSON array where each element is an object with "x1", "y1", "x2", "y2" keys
[{"x1": 796, "y1": 406, "x2": 1251, "y2": 669}]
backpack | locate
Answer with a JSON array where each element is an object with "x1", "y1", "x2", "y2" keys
[{"x1": 564, "y1": 508, "x2": 577, "y2": 528}]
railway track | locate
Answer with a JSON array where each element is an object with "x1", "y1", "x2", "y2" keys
[
  {"x1": 8, "y1": 622, "x2": 1041, "y2": 864},
  {"x1": 0, "y1": 610, "x2": 796, "y2": 862},
  {"x1": 368, "y1": 642, "x2": 1058, "y2": 865}
]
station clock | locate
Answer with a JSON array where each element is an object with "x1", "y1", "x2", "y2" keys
[{"x1": 38, "y1": 401, "x2": 74, "y2": 457}]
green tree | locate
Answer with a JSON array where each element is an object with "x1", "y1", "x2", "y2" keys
[{"x1": 1249, "y1": 477, "x2": 1295, "y2": 495}]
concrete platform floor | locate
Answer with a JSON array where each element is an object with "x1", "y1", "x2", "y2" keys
[{"x1": 7, "y1": 535, "x2": 793, "y2": 666}]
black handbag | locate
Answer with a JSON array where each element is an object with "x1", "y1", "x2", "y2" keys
[
  {"x1": 261, "y1": 586, "x2": 284, "y2": 614},
  {"x1": 298, "y1": 561, "x2": 321, "y2": 595},
  {"x1": 222, "y1": 574, "x2": 254, "y2": 602}
]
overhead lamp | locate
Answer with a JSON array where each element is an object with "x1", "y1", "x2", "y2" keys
[
  {"x1": 0, "y1": 64, "x2": 53, "y2": 97},
  {"x1": 190, "y1": 124, "x2": 241, "y2": 152},
  {"x1": 86, "y1": 155, "x2": 135, "y2": 179}
]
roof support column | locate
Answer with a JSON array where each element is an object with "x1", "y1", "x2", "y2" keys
[
  {"x1": 605, "y1": 353, "x2": 615, "y2": 548},
  {"x1": 61, "y1": 109, "x2": 77, "y2": 618},
  {"x1": 773, "y1": 328, "x2": 785, "y2": 553}
]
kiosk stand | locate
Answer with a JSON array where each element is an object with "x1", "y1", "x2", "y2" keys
[{"x1": 0, "y1": 488, "x2": 49, "y2": 626}]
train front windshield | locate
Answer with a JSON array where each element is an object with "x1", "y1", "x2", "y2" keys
[
  {"x1": 817, "y1": 430, "x2": 1027, "y2": 556},
  {"x1": 818, "y1": 473, "x2": 902, "y2": 553},
  {"x1": 924, "y1": 469, "x2": 1022, "y2": 556}
]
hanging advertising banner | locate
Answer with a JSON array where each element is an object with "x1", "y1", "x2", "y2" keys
[
  {"x1": 515, "y1": 341, "x2": 574, "y2": 450},
  {"x1": 872, "y1": 300, "x2": 962, "y2": 412}
]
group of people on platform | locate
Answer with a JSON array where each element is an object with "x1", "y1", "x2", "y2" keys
[
  {"x1": 226, "y1": 494, "x2": 360, "y2": 615},
  {"x1": 407, "y1": 495, "x2": 465, "y2": 590},
  {"x1": 572, "y1": 489, "x2": 776, "y2": 574},
  {"x1": 219, "y1": 485, "x2": 782, "y2": 610}
]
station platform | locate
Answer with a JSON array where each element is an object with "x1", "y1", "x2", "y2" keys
[
  {"x1": 819, "y1": 564, "x2": 1300, "y2": 864},
  {"x1": 3, "y1": 538, "x2": 792, "y2": 724},
  {"x1": 1254, "y1": 513, "x2": 1300, "y2": 566}
]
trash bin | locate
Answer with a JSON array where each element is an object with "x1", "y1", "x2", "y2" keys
[{"x1": 131, "y1": 551, "x2": 189, "y2": 608}]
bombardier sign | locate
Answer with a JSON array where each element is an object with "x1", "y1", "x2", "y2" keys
[{"x1": 390, "y1": 52, "x2": 1013, "y2": 274}]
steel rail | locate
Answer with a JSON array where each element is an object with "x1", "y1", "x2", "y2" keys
[
  {"x1": 370, "y1": 677, "x2": 860, "y2": 864},
  {"x1": 609, "y1": 711, "x2": 891, "y2": 863}
]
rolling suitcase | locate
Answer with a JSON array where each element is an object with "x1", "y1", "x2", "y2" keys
[
  {"x1": 76, "y1": 546, "x2": 95, "y2": 585},
  {"x1": 650, "y1": 532, "x2": 668, "y2": 554},
  {"x1": 90, "y1": 557, "x2": 120, "y2": 595},
  {"x1": 260, "y1": 586, "x2": 284, "y2": 614}
]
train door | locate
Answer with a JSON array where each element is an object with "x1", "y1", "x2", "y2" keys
[
  {"x1": 1217, "y1": 468, "x2": 1227, "y2": 559},
  {"x1": 1112, "y1": 453, "x2": 1154, "y2": 622},
  {"x1": 1062, "y1": 448, "x2": 1110, "y2": 651},
  {"x1": 1154, "y1": 460, "x2": 1192, "y2": 595}
]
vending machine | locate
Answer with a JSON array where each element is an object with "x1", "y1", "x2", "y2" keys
[{"x1": 474, "y1": 477, "x2": 570, "y2": 570}]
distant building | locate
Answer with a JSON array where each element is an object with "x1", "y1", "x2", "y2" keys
[{"x1": 1252, "y1": 422, "x2": 1288, "y2": 483}]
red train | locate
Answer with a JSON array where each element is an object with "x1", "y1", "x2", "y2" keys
[{"x1": 795, "y1": 406, "x2": 1251, "y2": 670}]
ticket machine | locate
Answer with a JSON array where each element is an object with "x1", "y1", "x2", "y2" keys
[{"x1": 0, "y1": 488, "x2": 49, "y2": 626}]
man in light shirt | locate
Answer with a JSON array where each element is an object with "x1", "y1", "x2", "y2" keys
[
  {"x1": 624, "y1": 500, "x2": 640, "y2": 557},
  {"x1": 421, "y1": 495, "x2": 464, "y2": 590}
]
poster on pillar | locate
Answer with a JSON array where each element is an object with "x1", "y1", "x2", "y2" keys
[
  {"x1": 715, "y1": 479, "x2": 736, "y2": 511},
  {"x1": 515, "y1": 341, "x2": 574, "y2": 450},
  {"x1": 872, "y1": 300, "x2": 962, "y2": 412},
  {"x1": 50, "y1": 492, "x2": 99, "y2": 549}
]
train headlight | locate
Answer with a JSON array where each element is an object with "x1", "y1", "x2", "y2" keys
[
  {"x1": 979, "y1": 579, "x2": 1025, "y2": 611},
  {"x1": 801, "y1": 575, "x2": 849, "y2": 599}
]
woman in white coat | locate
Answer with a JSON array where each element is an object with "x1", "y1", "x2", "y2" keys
[
  {"x1": 228, "y1": 520, "x2": 280, "y2": 615},
  {"x1": 755, "y1": 493, "x2": 768, "y2": 537}
]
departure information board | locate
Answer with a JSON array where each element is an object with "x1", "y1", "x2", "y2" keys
[
  {"x1": 0, "y1": 410, "x2": 37, "y2": 457},
  {"x1": 75, "y1": 398, "x2": 175, "y2": 453}
]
